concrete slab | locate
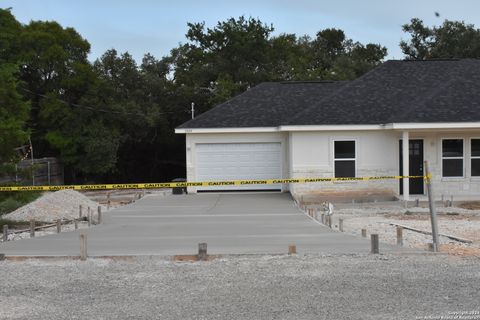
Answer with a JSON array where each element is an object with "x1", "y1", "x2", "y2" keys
[{"x1": 0, "y1": 193, "x2": 414, "y2": 256}]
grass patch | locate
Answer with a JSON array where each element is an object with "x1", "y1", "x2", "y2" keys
[{"x1": 0, "y1": 190, "x2": 42, "y2": 215}]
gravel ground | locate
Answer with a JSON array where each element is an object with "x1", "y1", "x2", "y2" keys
[
  {"x1": 0, "y1": 254, "x2": 479, "y2": 320},
  {"x1": 4, "y1": 190, "x2": 106, "y2": 222},
  {"x1": 305, "y1": 203, "x2": 480, "y2": 256},
  {"x1": 334, "y1": 214, "x2": 480, "y2": 250}
]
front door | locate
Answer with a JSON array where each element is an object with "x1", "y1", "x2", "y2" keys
[{"x1": 399, "y1": 139, "x2": 424, "y2": 195}]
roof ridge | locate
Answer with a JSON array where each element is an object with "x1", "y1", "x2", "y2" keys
[{"x1": 287, "y1": 63, "x2": 388, "y2": 124}]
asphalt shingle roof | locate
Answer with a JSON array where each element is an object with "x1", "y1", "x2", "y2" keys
[
  {"x1": 177, "y1": 59, "x2": 480, "y2": 129},
  {"x1": 177, "y1": 81, "x2": 346, "y2": 128}
]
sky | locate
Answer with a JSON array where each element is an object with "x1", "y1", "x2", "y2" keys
[{"x1": 2, "y1": 0, "x2": 480, "y2": 63}]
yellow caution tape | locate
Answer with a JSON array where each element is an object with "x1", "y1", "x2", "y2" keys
[{"x1": 0, "y1": 175, "x2": 429, "y2": 192}]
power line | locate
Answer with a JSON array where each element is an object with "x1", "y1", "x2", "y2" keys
[{"x1": 20, "y1": 88, "x2": 175, "y2": 117}]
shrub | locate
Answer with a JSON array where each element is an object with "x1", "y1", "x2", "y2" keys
[{"x1": 0, "y1": 198, "x2": 22, "y2": 215}]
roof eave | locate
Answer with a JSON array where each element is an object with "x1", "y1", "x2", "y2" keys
[
  {"x1": 175, "y1": 122, "x2": 480, "y2": 134},
  {"x1": 174, "y1": 127, "x2": 280, "y2": 134},
  {"x1": 390, "y1": 122, "x2": 480, "y2": 130}
]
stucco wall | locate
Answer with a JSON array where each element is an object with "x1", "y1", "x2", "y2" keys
[
  {"x1": 183, "y1": 129, "x2": 480, "y2": 198},
  {"x1": 411, "y1": 131, "x2": 480, "y2": 197},
  {"x1": 288, "y1": 130, "x2": 399, "y2": 198},
  {"x1": 185, "y1": 132, "x2": 289, "y2": 193}
]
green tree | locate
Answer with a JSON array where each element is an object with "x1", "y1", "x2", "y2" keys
[
  {"x1": 91, "y1": 50, "x2": 176, "y2": 182},
  {"x1": 401, "y1": 18, "x2": 480, "y2": 59},
  {"x1": 16, "y1": 19, "x2": 91, "y2": 158},
  {"x1": 167, "y1": 17, "x2": 387, "y2": 108},
  {"x1": 0, "y1": 64, "x2": 30, "y2": 175},
  {"x1": 0, "y1": 8, "x2": 22, "y2": 64}
]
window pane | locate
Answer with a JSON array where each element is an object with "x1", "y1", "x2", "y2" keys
[
  {"x1": 335, "y1": 160, "x2": 355, "y2": 178},
  {"x1": 335, "y1": 141, "x2": 355, "y2": 159},
  {"x1": 472, "y1": 159, "x2": 480, "y2": 176},
  {"x1": 442, "y1": 159, "x2": 463, "y2": 177},
  {"x1": 442, "y1": 139, "x2": 463, "y2": 157},
  {"x1": 472, "y1": 139, "x2": 480, "y2": 157}
]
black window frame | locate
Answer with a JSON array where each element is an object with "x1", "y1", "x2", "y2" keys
[
  {"x1": 471, "y1": 139, "x2": 480, "y2": 177},
  {"x1": 334, "y1": 140, "x2": 356, "y2": 178},
  {"x1": 442, "y1": 138, "x2": 464, "y2": 178}
]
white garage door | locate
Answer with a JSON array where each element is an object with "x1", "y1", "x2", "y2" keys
[{"x1": 196, "y1": 143, "x2": 282, "y2": 191}]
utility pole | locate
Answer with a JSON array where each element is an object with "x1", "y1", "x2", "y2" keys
[{"x1": 191, "y1": 102, "x2": 195, "y2": 119}]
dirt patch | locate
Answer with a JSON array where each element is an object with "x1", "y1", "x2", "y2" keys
[
  {"x1": 458, "y1": 201, "x2": 480, "y2": 210},
  {"x1": 439, "y1": 244, "x2": 480, "y2": 256}
]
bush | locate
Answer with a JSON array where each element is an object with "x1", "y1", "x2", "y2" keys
[
  {"x1": 0, "y1": 197, "x2": 22, "y2": 215},
  {"x1": 12, "y1": 191, "x2": 42, "y2": 204},
  {"x1": 0, "y1": 191, "x2": 42, "y2": 215}
]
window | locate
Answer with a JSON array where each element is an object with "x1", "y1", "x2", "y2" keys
[
  {"x1": 471, "y1": 139, "x2": 480, "y2": 176},
  {"x1": 442, "y1": 139, "x2": 463, "y2": 177},
  {"x1": 334, "y1": 140, "x2": 356, "y2": 178}
]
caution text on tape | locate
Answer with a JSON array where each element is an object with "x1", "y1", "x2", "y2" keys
[{"x1": 0, "y1": 175, "x2": 429, "y2": 192}]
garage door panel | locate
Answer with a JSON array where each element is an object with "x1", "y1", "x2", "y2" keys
[{"x1": 196, "y1": 143, "x2": 282, "y2": 191}]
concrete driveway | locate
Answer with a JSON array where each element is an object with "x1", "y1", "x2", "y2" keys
[{"x1": 1, "y1": 193, "x2": 404, "y2": 256}]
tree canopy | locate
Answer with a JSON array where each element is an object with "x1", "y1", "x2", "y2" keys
[
  {"x1": 0, "y1": 64, "x2": 30, "y2": 175},
  {"x1": 401, "y1": 18, "x2": 480, "y2": 59}
]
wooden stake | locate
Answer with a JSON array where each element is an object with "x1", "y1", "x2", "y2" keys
[
  {"x1": 396, "y1": 226, "x2": 403, "y2": 246},
  {"x1": 361, "y1": 229, "x2": 367, "y2": 238},
  {"x1": 97, "y1": 206, "x2": 102, "y2": 224},
  {"x1": 424, "y1": 161, "x2": 439, "y2": 252},
  {"x1": 288, "y1": 245, "x2": 297, "y2": 255},
  {"x1": 79, "y1": 205, "x2": 83, "y2": 219},
  {"x1": 339, "y1": 219, "x2": 344, "y2": 232},
  {"x1": 74, "y1": 219, "x2": 78, "y2": 230},
  {"x1": 198, "y1": 243, "x2": 208, "y2": 261},
  {"x1": 371, "y1": 234, "x2": 379, "y2": 254},
  {"x1": 80, "y1": 233, "x2": 87, "y2": 261},
  {"x1": 56, "y1": 219, "x2": 62, "y2": 233},
  {"x1": 2, "y1": 225, "x2": 8, "y2": 242},
  {"x1": 30, "y1": 220, "x2": 35, "y2": 238}
]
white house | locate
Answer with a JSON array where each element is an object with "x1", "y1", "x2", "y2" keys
[{"x1": 175, "y1": 59, "x2": 480, "y2": 201}]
